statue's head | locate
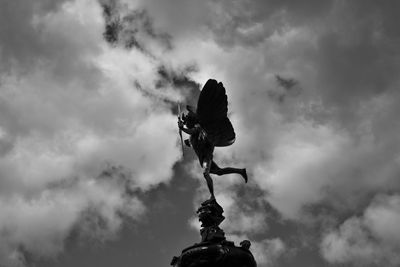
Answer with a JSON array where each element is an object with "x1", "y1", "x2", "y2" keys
[{"x1": 182, "y1": 106, "x2": 198, "y2": 129}]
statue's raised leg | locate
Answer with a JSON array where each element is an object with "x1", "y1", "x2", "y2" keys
[{"x1": 210, "y1": 162, "x2": 248, "y2": 183}]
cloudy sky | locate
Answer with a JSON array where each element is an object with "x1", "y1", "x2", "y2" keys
[{"x1": 1, "y1": 0, "x2": 400, "y2": 266}]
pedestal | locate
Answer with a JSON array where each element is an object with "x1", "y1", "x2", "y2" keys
[{"x1": 171, "y1": 199, "x2": 257, "y2": 267}]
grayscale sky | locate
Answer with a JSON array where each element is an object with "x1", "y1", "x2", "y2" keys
[{"x1": 1, "y1": 0, "x2": 400, "y2": 266}]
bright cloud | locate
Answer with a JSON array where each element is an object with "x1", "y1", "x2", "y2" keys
[
  {"x1": 321, "y1": 194, "x2": 400, "y2": 266},
  {"x1": 0, "y1": 0, "x2": 182, "y2": 265}
]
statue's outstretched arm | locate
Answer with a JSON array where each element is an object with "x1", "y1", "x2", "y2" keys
[
  {"x1": 178, "y1": 121, "x2": 198, "y2": 135},
  {"x1": 181, "y1": 127, "x2": 196, "y2": 135}
]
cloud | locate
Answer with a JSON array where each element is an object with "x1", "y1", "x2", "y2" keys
[
  {"x1": 0, "y1": 0, "x2": 185, "y2": 265},
  {"x1": 2, "y1": 0, "x2": 400, "y2": 266},
  {"x1": 254, "y1": 238, "x2": 286, "y2": 267},
  {"x1": 100, "y1": 2, "x2": 172, "y2": 52},
  {"x1": 321, "y1": 194, "x2": 400, "y2": 266},
  {"x1": 219, "y1": 192, "x2": 286, "y2": 267},
  {"x1": 0, "y1": 176, "x2": 145, "y2": 266},
  {"x1": 0, "y1": 0, "x2": 68, "y2": 70},
  {"x1": 217, "y1": 190, "x2": 268, "y2": 235},
  {"x1": 151, "y1": 0, "x2": 400, "y2": 264},
  {"x1": 156, "y1": 0, "x2": 400, "y2": 221}
]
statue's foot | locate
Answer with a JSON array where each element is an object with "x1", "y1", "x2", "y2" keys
[{"x1": 241, "y1": 168, "x2": 248, "y2": 183}]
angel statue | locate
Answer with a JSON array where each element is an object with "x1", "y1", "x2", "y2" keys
[{"x1": 178, "y1": 79, "x2": 247, "y2": 201}]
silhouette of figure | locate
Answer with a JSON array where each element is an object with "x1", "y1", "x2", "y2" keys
[{"x1": 178, "y1": 79, "x2": 247, "y2": 200}]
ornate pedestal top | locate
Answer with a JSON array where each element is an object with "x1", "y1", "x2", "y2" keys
[{"x1": 171, "y1": 199, "x2": 257, "y2": 267}]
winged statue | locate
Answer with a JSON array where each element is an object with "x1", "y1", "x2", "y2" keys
[{"x1": 178, "y1": 79, "x2": 247, "y2": 200}]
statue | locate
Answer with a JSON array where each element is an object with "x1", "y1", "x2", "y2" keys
[
  {"x1": 178, "y1": 79, "x2": 247, "y2": 200},
  {"x1": 171, "y1": 79, "x2": 257, "y2": 267}
]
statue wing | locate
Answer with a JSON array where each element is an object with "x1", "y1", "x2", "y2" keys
[{"x1": 196, "y1": 79, "x2": 236, "y2": 147}]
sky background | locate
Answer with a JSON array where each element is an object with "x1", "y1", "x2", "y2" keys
[{"x1": 1, "y1": 0, "x2": 400, "y2": 266}]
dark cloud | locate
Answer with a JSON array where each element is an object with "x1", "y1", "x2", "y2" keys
[
  {"x1": 0, "y1": 0, "x2": 68, "y2": 68},
  {"x1": 309, "y1": 2, "x2": 400, "y2": 128},
  {"x1": 155, "y1": 64, "x2": 200, "y2": 107},
  {"x1": 123, "y1": 9, "x2": 172, "y2": 49},
  {"x1": 102, "y1": 2, "x2": 122, "y2": 45},
  {"x1": 275, "y1": 75, "x2": 298, "y2": 91},
  {"x1": 100, "y1": 1, "x2": 172, "y2": 53},
  {"x1": 100, "y1": 0, "x2": 200, "y2": 113},
  {"x1": 0, "y1": 0, "x2": 102, "y2": 87},
  {"x1": 268, "y1": 75, "x2": 301, "y2": 103},
  {"x1": 199, "y1": 0, "x2": 333, "y2": 47}
]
